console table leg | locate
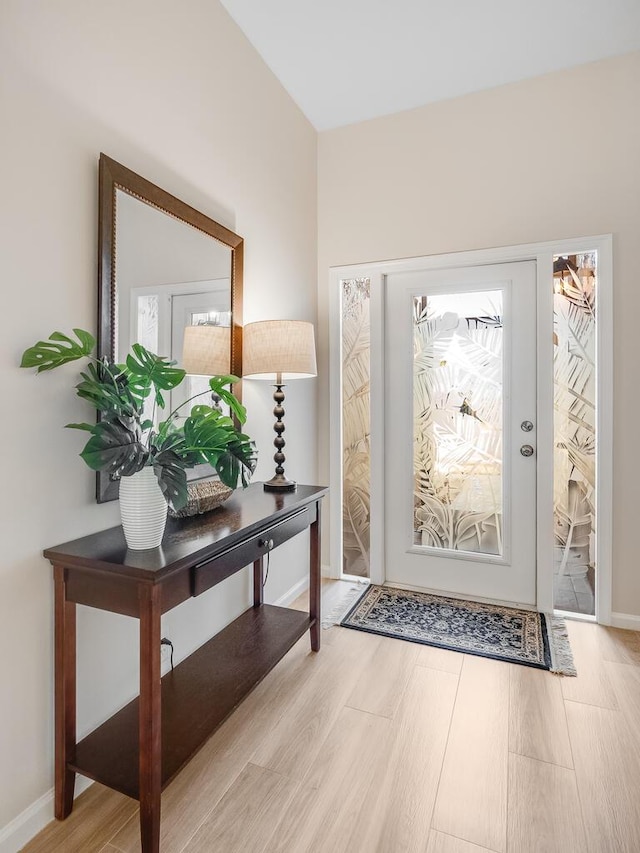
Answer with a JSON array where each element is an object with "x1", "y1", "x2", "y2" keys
[
  {"x1": 253, "y1": 556, "x2": 264, "y2": 607},
  {"x1": 310, "y1": 502, "x2": 322, "y2": 651},
  {"x1": 54, "y1": 565, "x2": 76, "y2": 819},
  {"x1": 139, "y1": 584, "x2": 162, "y2": 853}
]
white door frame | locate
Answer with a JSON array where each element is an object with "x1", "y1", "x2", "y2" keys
[{"x1": 329, "y1": 235, "x2": 613, "y2": 624}]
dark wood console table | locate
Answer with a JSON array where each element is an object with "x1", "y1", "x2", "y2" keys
[{"x1": 44, "y1": 483, "x2": 327, "y2": 853}]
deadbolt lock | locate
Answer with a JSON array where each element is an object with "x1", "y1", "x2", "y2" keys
[{"x1": 521, "y1": 420, "x2": 534, "y2": 432}]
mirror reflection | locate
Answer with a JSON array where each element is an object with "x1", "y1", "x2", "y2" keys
[{"x1": 115, "y1": 191, "x2": 233, "y2": 478}]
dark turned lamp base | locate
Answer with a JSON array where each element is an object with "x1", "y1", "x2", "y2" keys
[
  {"x1": 264, "y1": 382, "x2": 298, "y2": 493},
  {"x1": 263, "y1": 478, "x2": 297, "y2": 492}
]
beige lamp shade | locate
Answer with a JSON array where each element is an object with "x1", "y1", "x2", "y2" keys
[
  {"x1": 243, "y1": 320, "x2": 317, "y2": 381},
  {"x1": 182, "y1": 325, "x2": 230, "y2": 376}
]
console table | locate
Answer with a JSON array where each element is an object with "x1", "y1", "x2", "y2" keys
[{"x1": 44, "y1": 483, "x2": 327, "y2": 853}]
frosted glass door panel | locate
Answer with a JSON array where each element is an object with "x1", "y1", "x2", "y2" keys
[{"x1": 413, "y1": 290, "x2": 504, "y2": 556}]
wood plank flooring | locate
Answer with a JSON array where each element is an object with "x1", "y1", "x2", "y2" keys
[
  {"x1": 434, "y1": 655, "x2": 510, "y2": 851},
  {"x1": 21, "y1": 581, "x2": 640, "y2": 853}
]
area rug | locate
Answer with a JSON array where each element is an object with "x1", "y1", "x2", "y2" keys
[{"x1": 340, "y1": 585, "x2": 576, "y2": 675}]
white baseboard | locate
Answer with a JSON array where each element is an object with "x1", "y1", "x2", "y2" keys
[
  {"x1": 271, "y1": 575, "x2": 310, "y2": 607},
  {"x1": 611, "y1": 612, "x2": 640, "y2": 631},
  {"x1": 0, "y1": 776, "x2": 93, "y2": 853}
]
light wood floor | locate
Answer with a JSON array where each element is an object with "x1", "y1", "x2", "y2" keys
[{"x1": 22, "y1": 581, "x2": 640, "y2": 853}]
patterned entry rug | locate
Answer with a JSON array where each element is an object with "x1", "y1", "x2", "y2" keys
[{"x1": 341, "y1": 585, "x2": 576, "y2": 675}]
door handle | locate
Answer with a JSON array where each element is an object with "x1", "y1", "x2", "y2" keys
[{"x1": 520, "y1": 444, "x2": 535, "y2": 457}]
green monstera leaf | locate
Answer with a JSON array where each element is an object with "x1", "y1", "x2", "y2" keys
[
  {"x1": 181, "y1": 406, "x2": 256, "y2": 488},
  {"x1": 151, "y1": 432, "x2": 200, "y2": 511},
  {"x1": 125, "y1": 344, "x2": 185, "y2": 408},
  {"x1": 79, "y1": 416, "x2": 148, "y2": 476},
  {"x1": 153, "y1": 450, "x2": 189, "y2": 511},
  {"x1": 20, "y1": 329, "x2": 95, "y2": 373},
  {"x1": 209, "y1": 375, "x2": 247, "y2": 424},
  {"x1": 183, "y1": 407, "x2": 234, "y2": 462},
  {"x1": 215, "y1": 432, "x2": 257, "y2": 489},
  {"x1": 75, "y1": 360, "x2": 139, "y2": 418}
]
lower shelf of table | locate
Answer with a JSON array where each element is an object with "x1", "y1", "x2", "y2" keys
[{"x1": 71, "y1": 604, "x2": 313, "y2": 800}]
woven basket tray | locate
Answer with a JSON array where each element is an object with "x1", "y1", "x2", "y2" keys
[{"x1": 168, "y1": 480, "x2": 233, "y2": 518}]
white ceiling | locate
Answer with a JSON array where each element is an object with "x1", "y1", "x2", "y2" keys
[{"x1": 220, "y1": 0, "x2": 640, "y2": 131}]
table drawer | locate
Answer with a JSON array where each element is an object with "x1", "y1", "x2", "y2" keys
[{"x1": 192, "y1": 505, "x2": 314, "y2": 596}]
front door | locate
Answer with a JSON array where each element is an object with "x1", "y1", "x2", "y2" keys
[{"x1": 384, "y1": 262, "x2": 537, "y2": 606}]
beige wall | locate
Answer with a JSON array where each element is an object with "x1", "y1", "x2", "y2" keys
[
  {"x1": 318, "y1": 52, "x2": 640, "y2": 615},
  {"x1": 0, "y1": 0, "x2": 317, "y2": 835}
]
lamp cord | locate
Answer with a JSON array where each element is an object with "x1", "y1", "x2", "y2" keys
[
  {"x1": 160, "y1": 637, "x2": 174, "y2": 670},
  {"x1": 263, "y1": 548, "x2": 270, "y2": 588}
]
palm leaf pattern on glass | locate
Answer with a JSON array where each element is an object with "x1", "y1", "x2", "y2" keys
[
  {"x1": 342, "y1": 279, "x2": 371, "y2": 576},
  {"x1": 553, "y1": 255, "x2": 596, "y2": 578},
  {"x1": 413, "y1": 292, "x2": 504, "y2": 555}
]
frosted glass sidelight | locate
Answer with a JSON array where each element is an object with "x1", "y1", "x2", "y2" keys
[
  {"x1": 553, "y1": 253, "x2": 596, "y2": 616},
  {"x1": 342, "y1": 278, "x2": 371, "y2": 577},
  {"x1": 413, "y1": 290, "x2": 504, "y2": 556}
]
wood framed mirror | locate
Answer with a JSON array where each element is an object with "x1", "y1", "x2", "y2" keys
[{"x1": 97, "y1": 154, "x2": 244, "y2": 502}]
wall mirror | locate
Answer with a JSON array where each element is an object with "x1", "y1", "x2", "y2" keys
[{"x1": 97, "y1": 154, "x2": 244, "y2": 502}]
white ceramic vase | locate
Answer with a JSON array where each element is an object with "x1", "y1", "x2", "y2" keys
[{"x1": 119, "y1": 467, "x2": 168, "y2": 550}]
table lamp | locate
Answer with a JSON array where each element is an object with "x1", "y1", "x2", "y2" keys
[
  {"x1": 182, "y1": 324, "x2": 230, "y2": 409},
  {"x1": 243, "y1": 320, "x2": 317, "y2": 491},
  {"x1": 182, "y1": 324, "x2": 230, "y2": 376}
]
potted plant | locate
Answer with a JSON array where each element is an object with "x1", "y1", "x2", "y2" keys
[{"x1": 20, "y1": 329, "x2": 256, "y2": 549}]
